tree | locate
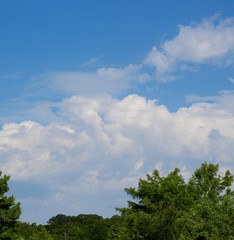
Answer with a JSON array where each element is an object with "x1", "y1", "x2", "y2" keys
[
  {"x1": 47, "y1": 213, "x2": 108, "y2": 240},
  {"x1": 106, "y1": 215, "x2": 127, "y2": 240},
  {"x1": 177, "y1": 196, "x2": 234, "y2": 240},
  {"x1": 117, "y1": 162, "x2": 234, "y2": 239},
  {"x1": 28, "y1": 226, "x2": 54, "y2": 240},
  {"x1": 0, "y1": 171, "x2": 21, "y2": 240},
  {"x1": 18, "y1": 223, "x2": 55, "y2": 240},
  {"x1": 177, "y1": 163, "x2": 234, "y2": 240}
]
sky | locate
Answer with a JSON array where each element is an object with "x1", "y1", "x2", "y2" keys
[{"x1": 1, "y1": 0, "x2": 234, "y2": 224}]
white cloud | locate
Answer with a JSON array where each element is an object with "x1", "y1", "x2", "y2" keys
[
  {"x1": 145, "y1": 16, "x2": 234, "y2": 81},
  {"x1": 46, "y1": 64, "x2": 148, "y2": 95},
  {"x1": 2, "y1": 18, "x2": 234, "y2": 217},
  {"x1": 1, "y1": 92, "x2": 234, "y2": 223},
  {"x1": 26, "y1": 16, "x2": 234, "y2": 100}
]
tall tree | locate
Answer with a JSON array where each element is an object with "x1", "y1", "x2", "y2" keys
[
  {"x1": 0, "y1": 171, "x2": 21, "y2": 240},
  {"x1": 117, "y1": 162, "x2": 234, "y2": 240},
  {"x1": 177, "y1": 163, "x2": 234, "y2": 239}
]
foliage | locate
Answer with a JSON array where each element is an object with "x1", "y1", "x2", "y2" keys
[
  {"x1": 106, "y1": 215, "x2": 127, "y2": 240},
  {"x1": 18, "y1": 223, "x2": 54, "y2": 240},
  {"x1": 0, "y1": 171, "x2": 21, "y2": 240},
  {"x1": 47, "y1": 213, "x2": 109, "y2": 240},
  {"x1": 177, "y1": 163, "x2": 234, "y2": 240},
  {"x1": 117, "y1": 162, "x2": 234, "y2": 240},
  {"x1": 28, "y1": 226, "x2": 54, "y2": 240}
]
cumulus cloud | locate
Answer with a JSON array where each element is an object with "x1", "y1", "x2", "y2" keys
[
  {"x1": 145, "y1": 16, "x2": 234, "y2": 81},
  {"x1": 2, "y1": 16, "x2": 234, "y2": 222},
  {"x1": 1, "y1": 92, "x2": 234, "y2": 222}
]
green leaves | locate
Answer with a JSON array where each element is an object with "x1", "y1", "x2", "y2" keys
[
  {"x1": 46, "y1": 214, "x2": 108, "y2": 240},
  {"x1": 0, "y1": 171, "x2": 21, "y2": 240},
  {"x1": 28, "y1": 226, "x2": 54, "y2": 240},
  {"x1": 118, "y1": 162, "x2": 234, "y2": 239},
  {"x1": 177, "y1": 196, "x2": 234, "y2": 240}
]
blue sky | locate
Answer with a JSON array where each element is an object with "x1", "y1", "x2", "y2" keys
[{"x1": 1, "y1": 0, "x2": 234, "y2": 223}]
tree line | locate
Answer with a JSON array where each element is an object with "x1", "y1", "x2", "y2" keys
[{"x1": 1, "y1": 162, "x2": 234, "y2": 240}]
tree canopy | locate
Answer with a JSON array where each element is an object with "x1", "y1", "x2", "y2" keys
[
  {"x1": 0, "y1": 171, "x2": 21, "y2": 240},
  {"x1": 117, "y1": 162, "x2": 234, "y2": 240}
]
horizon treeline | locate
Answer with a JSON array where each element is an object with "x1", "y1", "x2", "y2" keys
[{"x1": 1, "y1": 162, "x2": 234, "y2": 240}]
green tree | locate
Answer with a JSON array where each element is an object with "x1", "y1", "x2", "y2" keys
[
  {"x1": 177, "y1": 197, "x2": 234, "y2": 240},
  {"x1": 177, "y1": 163, "x2": 234, "y2": 239},
  {"x1": 47, "y1": 213, "x2": 108, "y2": 240},
  {"x1": 47, "y1": 214, "x2": 69, "y2": 225},
  {"x1": 118, "y1": 168, "x2": 189, "y2": 239},
  {"x1": 28, "y1": 226, "x2": 54, "y2": 240},
  {"x1": 0, "y1": 171, "x2": 21, "y2": 240},
  {"x1": 18, "y1": 223, "x2": 55, "y2": 240},
  {"x1": 117, "y1": 162, "x2": 234, "y2": 240},
  {"x1": 106, "y1": 215, "x2": 127, "y2": 240},
  {"x1": 18, "y1": 222, "x2": 38, "y2": 239},
  {"x1": 67, "y1": 222, "x2": 87, "y2": 240}
]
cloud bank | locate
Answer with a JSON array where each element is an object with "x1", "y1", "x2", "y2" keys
[
  {"x1": 1, "y1": 92, "x2": 234, "y2": 222},
  {"x1": 1, "y1": 15, "x2": 234, "y2": 223}
]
